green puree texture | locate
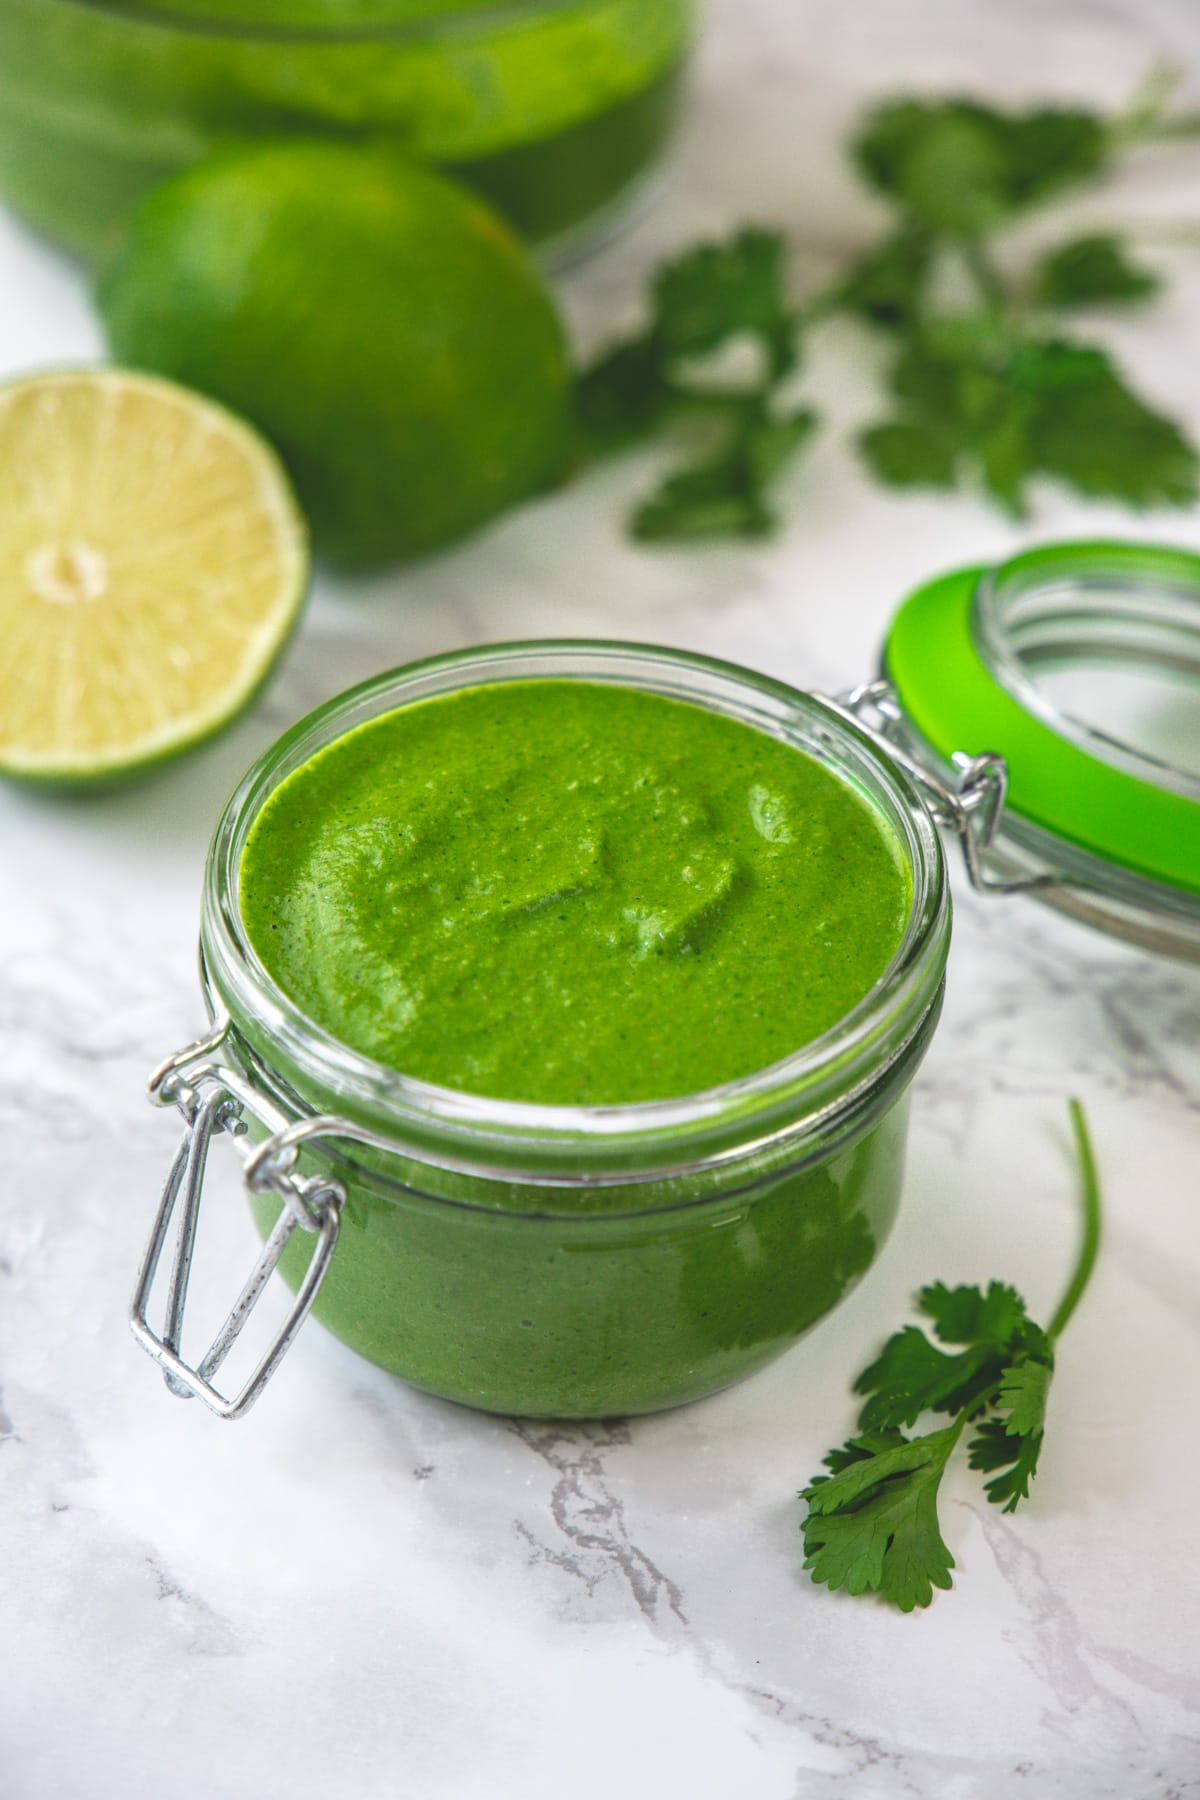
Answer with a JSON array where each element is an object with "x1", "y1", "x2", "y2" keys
[{"x1": 239, "y1": 680, "x2": 910, "y2": 1106}]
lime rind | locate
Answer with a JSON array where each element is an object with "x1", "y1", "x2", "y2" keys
[{"x1": 97, "y1": 144, "x2": 570, "y2": 567}]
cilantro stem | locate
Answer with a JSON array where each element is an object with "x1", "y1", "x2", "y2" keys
[
  {"x1": 1109, "y1": 62, "x2": 1187, "y2": 145},
  {"x1": 1047, "y1": 1100, "x2": 1102, "y2": 1342},
  {"x1": 1124, "y1": 111, "x2": 1200, "y2": 143}
]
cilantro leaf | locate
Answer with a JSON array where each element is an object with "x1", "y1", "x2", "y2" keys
[
  {"x1": 976, "y1": 408, "x2": 1032, "y2": 516},
  {"x1": 819, "y1": 1426, "x2": 909, "y2": 1476},
  {"x1": 967, "y1": 1418, "x2": 1044, "y2": 1511},
  {"x1": 853, "y1": 1325, "x2": 996, "y2": 1429},
  {"x1": 864, "y1": 109, "x2": 1013, "y2": 238},
  {"x1": 857, "y1": 420, "x2": 958, "y2": 489},
  {"x1": 918, "y1": 1280, "x2": 1029, "y2": 1344},
  {"x1": 633, "y1": 456, "x2": 771, "y2": 542},
  {"x1": 861, "y1": 323, "x2": 1199, "y2": 512},
  {"x1": 854, "y1": 99, "x2": 1110, "y2": 234},
  {"x1": 882, "y1": 315, "x2": 1017, "y2": 462},
  {"x1": 801, "y1": 1425, "x2": 958, "y2": 1611},
  {"x1": 984, "y1": 107, "x2": 1113, "y2": 209},
  {"x1": 1018, "y1": 339, "x2": 1199, "y2": 506},
  {"x1": 574, "y1": 337, "x2": 673, "y2": 453},
  {"x1": 836, "y1": 227, "x2": 934, "y2": 329},
  {"x1": 572, "y1": 228, "x2": 796, "y2": 457},
  {"x1": 1033, "y1": 234, "x2": 1161, "y2": 309},
  {"x1": 858, "y1": 325, "x2": 1020, "y2": 507},
  {"x1": 652, "y1": 228, "x2": 796, "y2": 379},
  {"x1": 632, "y1": 407, "x2": 816, "y2": 542},
  {"x1": 574, "y1": 229, "x2": 810, "y2": 538},
  {"x1": 994, "y1": 1357, "x2": 1054, "y2": 1437},
  {"x1": 854, "y1": 1280, "x2": 1051, "y2": 1431},
  {"x1": 968, "y1": 1355, "x2": 1053, "y2": 1510}
]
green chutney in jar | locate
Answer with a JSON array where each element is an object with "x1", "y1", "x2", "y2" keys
[
  {"x1": 229, "y1": 675, "x2": 918, "y2": 1415},
  {"x1": 239, "y1": 681, "x2": 910, "y2": 1104}
]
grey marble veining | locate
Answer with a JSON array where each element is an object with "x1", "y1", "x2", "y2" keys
[{"x1": 3, "y1": 1, "x2": 1200, "y2": 1795}]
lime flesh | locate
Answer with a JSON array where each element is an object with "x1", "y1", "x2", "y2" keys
[{"x1": 0, "y1": 368, "x2": 308, "y2": 784}]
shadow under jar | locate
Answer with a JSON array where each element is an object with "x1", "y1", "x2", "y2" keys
[
  {"x1": 135, "y1": 643, "x2": 950, "y2": 1420},
  {"x1": 0, "y1": 0, "x2": 695, "y2": 265}
]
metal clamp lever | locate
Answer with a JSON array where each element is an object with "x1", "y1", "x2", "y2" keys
[
  {"x1": 829, "y1": 680, "x2": 1059, "y2": 896},
  {"x1": 130, "y1": 1024, "x2": 346, "y2": 1421}
]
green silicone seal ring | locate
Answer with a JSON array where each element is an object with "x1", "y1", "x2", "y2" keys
[{"x1": 884, "y1": 540, "x2": 1200, "y2": 897}]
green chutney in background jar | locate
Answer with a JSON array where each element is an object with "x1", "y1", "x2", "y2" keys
[{"x1": 0, "y1": 0, "x2": 695, "y2": 263}]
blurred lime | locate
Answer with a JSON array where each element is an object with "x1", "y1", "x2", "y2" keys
[
  {"x1": 0, "y1": 368, "x2": 307, "y2": 785},
  {"x1": 97, "y1": 141, "x2": 572, "y2": 568}
]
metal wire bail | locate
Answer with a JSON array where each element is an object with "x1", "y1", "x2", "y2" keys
[
  {"x1": 131, "y1": 1032, "x2": 345, "y2": 1421},
  {"x1": 831, "y1": 680, "x2": 1059, "y2": 896}
]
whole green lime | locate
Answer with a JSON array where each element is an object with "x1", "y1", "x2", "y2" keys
[{"x1": 97, "y1": 141, "x2": 571, "y2": 568}]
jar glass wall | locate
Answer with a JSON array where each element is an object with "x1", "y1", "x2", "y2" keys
[
  {"x1": 183, "y1": 643, "x2": 950, "y2": 1418},
  {"x1": 0, "y1": 0, "x2": 695, "y2": 265}
]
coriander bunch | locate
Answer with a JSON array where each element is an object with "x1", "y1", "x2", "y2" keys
[{"x1": 577, "y1": 75, "x2": 1200, "y2": 538}]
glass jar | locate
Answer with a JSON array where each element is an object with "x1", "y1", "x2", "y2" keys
[
  {"x1": 0, "y1": 0, "x2": 695, "y2": 265},
  {"x1": 132, "y1": 642, "x2": 951, "y2": 1420}
]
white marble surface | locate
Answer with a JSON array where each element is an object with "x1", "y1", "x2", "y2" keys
[{"x1": 3, "y1": 2, "x2": 1200, "y2": 1795}]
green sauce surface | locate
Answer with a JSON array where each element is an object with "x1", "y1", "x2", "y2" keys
[{"x1": 239, "y1": 680, "x2": 910, "y2": 1106}]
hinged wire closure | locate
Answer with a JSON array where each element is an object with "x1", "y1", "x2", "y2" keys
[
  {"x1": 830, "y1": 681, "x2": 1057, "y2": 896},
  {"x1": 130, "y1": 1021, "x2": 346, "y2": 1420}
]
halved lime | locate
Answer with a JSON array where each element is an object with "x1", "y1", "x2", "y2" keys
[{"x1": 0, "y1": 368, "x2": 308, "y2": 784}]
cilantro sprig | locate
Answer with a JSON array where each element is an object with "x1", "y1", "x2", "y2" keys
[
  {"x1": 575, "y1": 229, "x2": 815, "y2": 539},
  {"x1": 576, "y1": 75, "x2": 1200, "y2": 537},
  {"x1": 800, "y1": 1100, "x2": 1101, "y2": 1612}
]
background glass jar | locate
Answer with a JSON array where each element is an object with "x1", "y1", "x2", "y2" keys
[
  {"x1": 0, "y1": 0, "x2": 695, "y2": 265},
  {"x1": 135, "y1": 643, "x2": 950, "y2": 1420}
]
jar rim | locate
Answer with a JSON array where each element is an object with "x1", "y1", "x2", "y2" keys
[
  {"x1": 974, "y1": 542, "x2": 1200, "y2": 805},
  {"x1": 200, "y1": 640, "x2": 951, "y2": 1182}
]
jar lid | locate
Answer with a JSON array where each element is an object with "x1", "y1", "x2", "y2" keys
[{"x1": 880, "y1": 540, "x2": 1200, "y2": 955}]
